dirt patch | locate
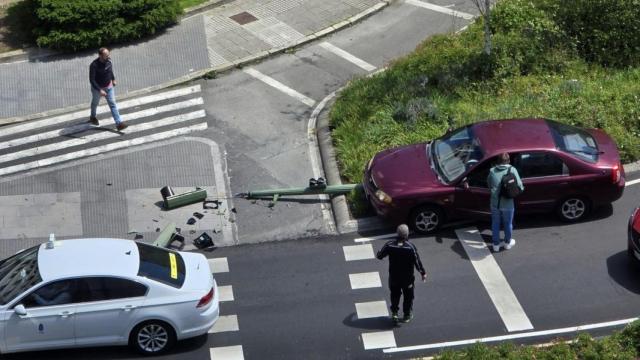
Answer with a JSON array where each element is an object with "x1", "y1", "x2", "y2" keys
[{"x1": 0, "y1": 0, "x2": 26, "y2": 53}]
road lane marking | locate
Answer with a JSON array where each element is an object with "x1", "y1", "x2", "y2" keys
[
  {"x1": 209, "y1": 258, "x2": 229, "y2": 273},
  {"x1": 362, "y1": 331, "x2": 396, "y2": 350},
  {"x1": 218, "y1": 285, "x2": 234, "y2": 302},
  {"x1": 319, "y1": 42, "x2": 376, "y2": 71},
  {"x1": 627, "y1": 178, "x2": 640, "y2": 187},
  {"x1": 0, "y1": 123, "x2": 208, "y2": 176},
  {"x1": 210, "y1": 345, "x2": 244, "y2": 360},
  {"x1": 343, "y1": 244, "x2": 375, "y2": 261},
  {"x1": 0, "y1": 85, "x2": 202, "y2": 138},
  {"x1": 349, "y1": 272, "x2": 382, "y2": 290},
  {"x1": 243, "y1": 67, "x2": 316, "y2": 107},
  {"x1": 455, "y1": 227, "x2": 534, "y2": 332},
  {"x1": 0, "y1": 110, "x2": 206, "y2": 164},
  {"x1": 383, "y1": 316, "x2": 637, "y2": 353},
  {"x1": 404, "y1": 0, "x2": 475, "y2": 20},
  {"x1": 0, "y1": 98, "x2": 204, "y2": 152},
  {"x1": 354, "y1": 233, "x2": 396, "y2": 243},
  {"x1": 209, "y1": 315, "x2": 239, "y2": 333},
  {"x1": 355, "y1": 301, "x2": 389, "y2": 319}
]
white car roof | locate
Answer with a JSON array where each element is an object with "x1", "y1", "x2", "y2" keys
[{"x1": 37, "y1": 238, "x2": 140, "y2": 282}]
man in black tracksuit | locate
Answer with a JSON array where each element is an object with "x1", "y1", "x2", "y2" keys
[{"x1": 376, "y1": 224, "x2": 427, "y2": 323}]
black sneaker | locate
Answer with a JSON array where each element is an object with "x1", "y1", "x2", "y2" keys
[
  {"x1": 116, "y1": 122, "x2": 128, "y2": 131},
  {"x1": 88, "y1": 116, "x2": 99, "y2": 125},
  {"x1": 402, "y1": 312, "x2": 413, "y2": 323},
  {"x1": 391, "y1": 312, "x2": 399, "y2": 323}
]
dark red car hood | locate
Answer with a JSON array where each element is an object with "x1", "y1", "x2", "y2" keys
[{"x1": 369, "y1": 143, "x2": 444, "y2": 197}]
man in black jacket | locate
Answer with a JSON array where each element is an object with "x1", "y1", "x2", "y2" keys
[
  {"x1": 376, "y1": 224, "x2": 427, "y2": 323},
  {"x1": 89, "y1": 47, "x2": 127, "y2": 131}
]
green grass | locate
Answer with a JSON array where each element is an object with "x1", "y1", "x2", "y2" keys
[{"x1": 179, "y1": 0, "x2": 209, "y2": 9}]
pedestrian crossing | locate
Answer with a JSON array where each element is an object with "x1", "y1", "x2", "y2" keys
[{"x1": 0, "y1": 85, "x2": 208, "y2": 177}]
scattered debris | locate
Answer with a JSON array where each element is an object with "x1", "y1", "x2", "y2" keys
[
  {"x1": 155, "y1": 228, "x2": 161, "y2": 232},
  {"x1": 134, "y1": 234, "x2": 143, "y2": 240},
  {"x1": 189, "y1": 230, "x2": 197, "y2": 234},
  {"x1": 231, "y1": 207, "x2": 237, "y2": 214},
  {"x1": 152, "y1": 219, "x2": 159, "y2": 222},
  {"x1": 193, "y1": 232, "x2": 214, "y2": 249},
  {"x1": 176, "y1": 227, "x2": 182, "y2": 234},
  {"x1": 187, "y1": 218, "x2": 196, "y2": 225},
  {"x1": 193, "y1": 212, "x2": 204, "y2": 219},
  {"x1": 203, "y1": 200, "x2": 221, "y2": 209},
  {"x1": 107, "y1": 183, "x2": 112, "y2": 186}
]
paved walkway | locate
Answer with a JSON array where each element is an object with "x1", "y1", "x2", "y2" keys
[{"x1": 0, "y1": 0, "x2": 385, "y2": 123}]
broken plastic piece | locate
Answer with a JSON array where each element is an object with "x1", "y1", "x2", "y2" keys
[
  {"x1": 193, "y1": 212, "x2": 204, "y2": 219},
  {"x1": 187, "y1": 218, "x2": 196, "y2": 225}
]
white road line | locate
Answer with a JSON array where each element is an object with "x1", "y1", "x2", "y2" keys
[
  {"x1": 343, "y1": 244, "x2": 375, "y2": 261},
  {"x1": 0, "y1": 98, "x2": 204, "y2": 152},
  {"x1": 404, "y1": 0, "x2": 475, "y2": 20},
  {"x1": 209, "y1": 257, "x2": 229, "y2": 273},
  {"x1": 354, "y1": 233, "x2": 396, "y2": 243},
  {"x1": 349, "y1": 272, "x2": 382, "y2": 290},
  {"x1": 210, "y1": 345, "x2": 244, "y2": 360},
  {"x1": 362, "y1": 331, "x2": 396, "y2": 350},
  {"x1": 355, "y1": 300, "x2": 389, "y2": 319},
  {"x1": 0, "y1": 123, "x2": 208, "y2": 176},
  {"x1": 627, "y1": 178, "x2": 640, "y2": 187},
  {"x1": 0, "y1": 85, "x2": 202, "y2": 138},
  {"x1": 383, "y1": 317, "x2": 637, "y2": 353},
  {"x1": 319, "y1": 42, "x2": 377, "y2": 71},
  {"x1": 209, "y1": 315, "x2": 239, "y2": 333},
  {"x1": 218, "y1": 285, "x2": 234, "y2": 302},
  {"x1": 243, "y1": 68, "x2": 316, "y2": 107},
  {"x1": 0, "y1": 110, "x2": 206, "y2": 164},
  {"x1": 455, "y1": 227, "x2": 533, "y2": 332}
]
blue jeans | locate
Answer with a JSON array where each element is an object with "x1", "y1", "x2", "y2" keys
[
  {"x1": 91, "y1": 87, "x2": 122, "y2": 124},
  {"x1": 491, "y1": 207, "x2": 514, "y2": 247}
]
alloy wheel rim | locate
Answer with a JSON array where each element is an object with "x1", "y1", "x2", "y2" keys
[
  {"x1": 416, "y1": 211, "x2": 439, "y2": 232},
  {"x1": 137, "y1": 324, "x2": 168, "y2": 353},
  {"x1": 562, "y1": 199, "x2": 585, "y2": 220}
]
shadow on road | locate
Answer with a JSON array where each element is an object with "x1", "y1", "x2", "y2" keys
[
  {"x1": 342, "y1": 312, "x2": 395, "y2": 331},
  {"x1": 606, "y1": 250, "x2": 640, "y2": 295}
]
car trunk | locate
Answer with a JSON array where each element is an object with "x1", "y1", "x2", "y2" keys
[
  {"x1": 587, "y1": 128, "x2": 622, "y2": 168},
  {"x1": 180, "y1": 252, "x2": 214, "y2": 293}
]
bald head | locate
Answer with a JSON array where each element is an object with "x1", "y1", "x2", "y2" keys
[{"x1": 396, "y1": 224, "x2": 409, "y2": 241}]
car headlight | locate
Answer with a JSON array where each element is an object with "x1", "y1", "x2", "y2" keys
[{"x1": 375, "y1": 190, "x2": 392, "y2": 204}]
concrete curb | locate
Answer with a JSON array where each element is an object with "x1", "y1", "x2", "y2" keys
[{"x1": 0, "y1": 1, "x2": 389, "y2": 127}]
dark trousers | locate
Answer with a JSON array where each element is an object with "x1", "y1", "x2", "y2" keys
[{"x1": 389, "y1": 282, "x2": 414, "y2": 314}]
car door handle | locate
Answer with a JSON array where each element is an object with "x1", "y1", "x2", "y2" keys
[
  {"x1": 121, "y1": 305, "x2": 137, "y2": 312},
  {"x1": 58, "y1": 311, "x2": 74, "y2": 318}
]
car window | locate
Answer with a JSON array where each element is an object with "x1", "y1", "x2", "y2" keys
[
  {"x1": 512, "y1": 152, "x2": 568, "y2": 178},
  {"x1": 432, "y1": 126, "x2": 483, "y2": 183},
  {"x1": 466, "y1": 158, "x2": 496, "y2": 188},
  {"x1": 547, "y1": 120, "x2": 599, "y2": 163},
  {"x1": 21, "y1": 279, "x2": 79, "y2": 308},
  {"x1": 77, "y1": 277, "x2": 148, "y2": 302},
  {"x1": 136, "y1": 242, "x2": 186, "y2": 288},
  {"x1": 0, "y1": 245, "x2": 42, "y2": 305}
]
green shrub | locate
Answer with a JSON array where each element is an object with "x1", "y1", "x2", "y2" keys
[{"x1": 24, "y1": 0, "x2": 182, "y2": 51}]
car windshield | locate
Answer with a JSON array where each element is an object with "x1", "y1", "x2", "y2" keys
[
  {"x1": 432, "y1": 126, "x2": 483, "y2": 183},
  {"x1": 547, "y1": 120, "x2": 599, "y2": 163},
  {"x1": 136, "y1": 242, "x2": 186, "y2": 288},
  {"x1": 0, "y1": 245, "x2": 42, "y2": 305}
]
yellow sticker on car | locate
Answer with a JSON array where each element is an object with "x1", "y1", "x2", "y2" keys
[{"x1": 169, "y1": 253, "x2": 177, "y2": 279}]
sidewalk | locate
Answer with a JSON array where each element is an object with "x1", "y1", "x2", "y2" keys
[{"x1": 0, "y1": 0, "x2": 386, "y2": 124}]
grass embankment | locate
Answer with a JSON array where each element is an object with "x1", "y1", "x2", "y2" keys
[
  {"x1": 330, "y1": 0, "x2": 640, "y2": 189},
  {"x1": 179, "y1": 0, "x2": 210, "y2": 9}
]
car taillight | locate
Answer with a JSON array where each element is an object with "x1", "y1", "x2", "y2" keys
[
  {"x1": 612, "y1": 163, "x2": 621, "y2": 184},
  {"x1": 197, "y1": 287, "x2": 214, "y2": 308}
]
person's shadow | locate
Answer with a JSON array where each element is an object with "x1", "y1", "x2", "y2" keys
[{"x1": 342, "y1": 312, "x2": 396, "y2": 330}]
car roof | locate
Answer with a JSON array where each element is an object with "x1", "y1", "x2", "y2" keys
[
  {"x1": 471, "y1": 118, "x2": 556, "y2": 158},
  {"x1": 37, "y1": 238, "x2": 140, "y2": 282}
]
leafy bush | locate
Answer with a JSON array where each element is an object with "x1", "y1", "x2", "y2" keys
[{"x1": 15, "y1": 0, "x2": 182, "y2": 51}]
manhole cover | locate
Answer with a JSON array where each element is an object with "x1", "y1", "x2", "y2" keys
[{"x1": 229, "y1": 11, "x2": 258, "y2": 25}]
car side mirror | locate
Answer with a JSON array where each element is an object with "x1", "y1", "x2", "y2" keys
[{"x1": 14, "y1": 304, "x2": 27, "y2": 316}]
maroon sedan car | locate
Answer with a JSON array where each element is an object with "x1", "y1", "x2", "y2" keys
[
  {"x1": 628, "y1": 207, "x2": 640, "y2": 263},
  {"x1": 363, "y1": 118, "x2": 625, "y2": 233}
]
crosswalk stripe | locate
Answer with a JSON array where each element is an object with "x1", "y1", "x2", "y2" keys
[
  {"x1": 0, "y1": 110, "x2": 206, "y2": 164},
  {"x1": 0, "y1": 123, "x2": 208, "y2": 176},
  {"x1": 0, "y1": 98, "x2": 204, "y2": 152},
  {"x1": 319, "y1": 42, "x2": 376, "y2": 71},
  {"x1": 343, "y1": 244, "x2": 375, "y2": 261},
  {"x1": 354, "y1": 233, "x2": 396, "y2": 243},
  {"x1": 355, "y1": 301, "x2": 389, "y2": 319},
  {"x1": 209, "y1": 315, "x2": 239, "y2": 333},
  {"x1": 405, "y1": 0, "x2": 475, "y2": 20},
  {"x1": 349, "y1": 272, "x2": 382, "y2": 290},
  {"x1": 0, "y1": 85, "x2": 202, "y2": 138},
  {"x1": 210, "y1": 345, "x2": 244, "y2": 360},
  {"x1": 455, "y1": 227, "x2": 533, "y2": 332},
  {"x1": 209, "y1": 257, "x2": 229, "y2": 273},
  {"x1": 243, "y1": 68, "x2": 316, "y2": 107},
  {"x1": 218, "y1": 285, "x2": 234, "y2": 302},
  {"x1": 362, "y1": 330, "x2": 396, "y2": 350}
]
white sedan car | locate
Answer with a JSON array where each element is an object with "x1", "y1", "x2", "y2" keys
[{"x1": 0, "y1": 238, "x2": 219, "y2": 355}]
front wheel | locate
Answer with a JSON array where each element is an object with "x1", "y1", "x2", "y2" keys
[
  {"x1": 410, "y1": 205, "x2": 444, "y2": 234},
  {"x1": 556, "y1": 197, "x2": 590, "y2": 222},
  {"x1": 130, "y1": 320, "x2": 176, "y2": 356}
]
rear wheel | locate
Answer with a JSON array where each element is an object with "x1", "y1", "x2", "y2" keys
[
  {"x1": 410, "y1": 205, "x2": 444, "y2": 234},
  {"x1": 129, "y1": 320, "x2": 176, "y2": 356},
  {"x1": 556, "y1": 196, "x2": 590, "y2": 222}
]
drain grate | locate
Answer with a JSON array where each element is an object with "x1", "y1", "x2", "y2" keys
[{"x1": 229, "y1": 11, "x2": 258, "y2": 25}]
